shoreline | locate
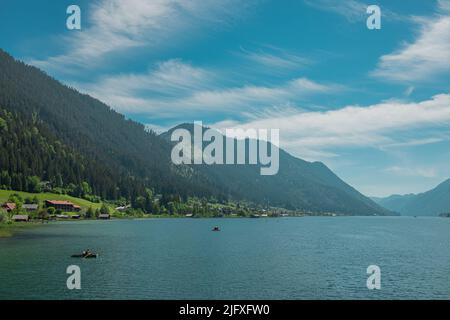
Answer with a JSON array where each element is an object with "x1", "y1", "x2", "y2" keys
[
  {"x1": 0, "y1": 222, "x2": 45, "y2": 238},
  {"x1": 1, "y1": 214, "x2": 434, "y2": 238}
]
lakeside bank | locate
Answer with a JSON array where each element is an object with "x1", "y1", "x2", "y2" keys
[{"x1": 0, "y1": 221, "x2": 46, "y2": 238}]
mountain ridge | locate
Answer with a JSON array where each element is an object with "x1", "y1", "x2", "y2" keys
[
  {"x1": 373, "y1": 179, "x2": 450, "y2": 216},
  {"x1": 162, "y1": 123, "x2": 391, "y2": 215},
  {"x1": 0, "y1": 48, "x2": 390, "y2": 215}
]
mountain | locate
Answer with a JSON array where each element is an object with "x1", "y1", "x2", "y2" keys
[
  {"x1": 0, "y1": 49, "x2": 390, "y2": 215},
  {"x1": 371, "y1": 194, "x2": 416, "y2": 214},
  {"x1": 373, "y1": 179, "x2": 450, "y2": 216},
  {"x1": 0, "y1": 49, "x2": 227, "y2": 202},
  {"x1": 162, "y1": 124, "x2": 391, "y2": 215}
]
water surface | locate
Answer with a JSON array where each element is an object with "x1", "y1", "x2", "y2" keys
[{"x1": 0, "y1": 217, "x2": 449, "y2": 299}]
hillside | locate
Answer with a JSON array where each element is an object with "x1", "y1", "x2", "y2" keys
[
  {"x1": 0, "y1": 49, "x2": 226, "y2": 202},
  {"x1": 0, "y1": 190, "x2": 103, "y2": 211},
  {"x1": 374, "y1": 179, "x2": 450, "y2": 216},
  {"x1": 371, "y1": 194, "x2": 416, "y2": 214},
  {"x1": 162, "y1": 124, "x2": 391, "y2": 215},
  {"x1": 0, "y1": 49, "x2": 390, "y2": 215}
]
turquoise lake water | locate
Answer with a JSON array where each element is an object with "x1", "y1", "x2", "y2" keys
[{"x1": 0, "y1": 217, "x2": 449, "y2": 300}]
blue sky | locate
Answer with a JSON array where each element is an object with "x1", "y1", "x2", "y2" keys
[{"x1": 1, "y1": 0, "x2": 450, "y2": 197}]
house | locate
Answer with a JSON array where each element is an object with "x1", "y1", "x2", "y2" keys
[
  {"x1": 22, "y1": 204, "x2": 39, "y2": 211},
  {"x1": 115, "y1": 205, "x2": 131, "y2": 211},
  {"x1": 98, "y1": 214, "x2": 110, "y2": 220},
  {"x1": 45, "y1": 200, "x2": 81, "y2": 212},
  {"x1": 12, "y1": 215, "x2": 29, "y2": 222},
  {"x1": 2, "y1": 203, "x2": 16, "y2": 212}
]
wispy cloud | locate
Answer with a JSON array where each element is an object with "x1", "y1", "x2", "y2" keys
[
  {"x1": 303, "y1": 0, "x2": 367, "y2": 22},
  {"x1": 85, "y1": 59, "x2": 214, "y2": 98},
  {"x1": 372, "y1": 0, "x2": 450, "y2": 82},
  {"x1": 384, "y1": 166, "x2": 438, "y2": 178},
  {"x1": 404, "y1": 86, "x2": 415, "y2": 97},
  {"x1": 210, "y1": 93, "x2": 450, "y2": 160},
  {"x1": 30, "y1": 0, "x2": 253, "y2": 74},
  {"x1": 74, "y1": 59, "x2": 339, "y2": 118},
  {"x1": 238, "y1": 46, "x2": 310, "y2": 70},
  {"x1": 381, "y1": 137, "x2": 443, "y2": 149},
  {"x1": 303, "y1": 0, "x2": 406, "y2": 23}
]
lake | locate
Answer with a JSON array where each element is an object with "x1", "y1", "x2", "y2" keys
[{"x1": 0, "y1": 217, "x2": 449, "y2": 300}]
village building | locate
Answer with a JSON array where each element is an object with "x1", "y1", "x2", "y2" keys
[
  {"x1": 115, "y1": 205, "x2": 131, "y2": 211},
  {"x1": 22, "y1": 204, "x2": 39, "y2": 211},
  {"x1": 12, "y1": 215, "x2": 29, "y2": 222},
  {"x1": 45, "y1": 200, "x2": 81, "y2": 212},
  {"x1": 98, "y1": 213, "x2": 111, "y2": 220},
  {"x1": 2, "y1": 202, "x2": 16, "y2": 212}
]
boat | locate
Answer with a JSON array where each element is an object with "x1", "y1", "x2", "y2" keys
[
  {"x1": 71, "y1": 253, "x2": 98, "y2": 259},
  {"x1": 212, "y1": 226, "x2": 220, "y2": 231}
]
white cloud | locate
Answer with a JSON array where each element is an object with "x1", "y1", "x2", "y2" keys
[
  {"x1": 381, "y1": 137, "x2": 443, "y2": 149},
  {"x1": 384, "y1": 166, "x2": 438, "y2": 178},
  {"x1": 74, "y1": 59, "x2": 338, "y2": 117},
  {"x1": 209, "y1": 93, "x2": 450, "y2": 160},
  {"x1": 30, "y1": 0, "x2": 252, "y2": 73},
  {"x1": 404, "y1": 86, "x2": 415, "y2": 97},
  {"x1": 303, "y1": 0, "x2": 405, "y2": 23},
  {"x1": 372, "y1": 1, "x2": 450, "y2": 82},
  {"x1": 87, "y1": 59, "x2": 213, "y2": 97},
  {"x1": 303, "y1": 0, "x2": 367, "y2": 22},
  {"x1": 239, "y1": 47, "x2": 310, "y2": 70}
]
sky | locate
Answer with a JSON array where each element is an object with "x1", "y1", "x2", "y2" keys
[{"x1": 1, "y1": 0, "x2": 450, "y2": 197}]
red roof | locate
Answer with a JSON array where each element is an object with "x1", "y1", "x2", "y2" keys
[
  {"x1": 46, "y1": 200, "x2": 75, "y2": 206},
  {"x1": 3, "y1": 203, "x2": 16, "y2": 210}
]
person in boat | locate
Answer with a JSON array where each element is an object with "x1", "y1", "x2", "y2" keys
[{"x1": 82, "y1": 249, "x2": 91, "y2": 257}]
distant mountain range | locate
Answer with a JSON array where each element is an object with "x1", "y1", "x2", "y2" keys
[
  {"x1": 0, "y1": 49, "x2": 390, "y2": 215},
  {"x1": 373, "y1": 179, "x2": 450, "y2": 216}
]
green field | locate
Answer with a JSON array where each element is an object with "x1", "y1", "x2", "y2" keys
[{"x1": 0, "y1": 190, "x2": 104, "y2": 211}]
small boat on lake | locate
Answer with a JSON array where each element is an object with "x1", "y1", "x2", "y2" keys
[
  {"x1": 212, "y1": 226, "x2": 220, "y2": 231},
  {"x1": 71, "y1": 253, "x2": 98, "y2": 258},
  {"x1": 71, "y1": 250, "x2": 98, "y2": 258}
]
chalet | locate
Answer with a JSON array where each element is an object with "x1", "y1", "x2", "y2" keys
[
  {"x1": 22, "y1": 204, "x2": 39, "y2": 211},
  {"x1": 98, "y1": 213, "x2": 111, "y2": 220},
  {"x1": 12, "y1": 215, "x2": 29, "y2": 222},
  {"x1": 2, "y1": 203, "x2": 16, "y2": 212},
  {"x1": 45, "y1": 200, "x2": 81, "y2": 212},
  {"x1": 115, "y1": 205, "x2": 131, "y2": 211}
]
